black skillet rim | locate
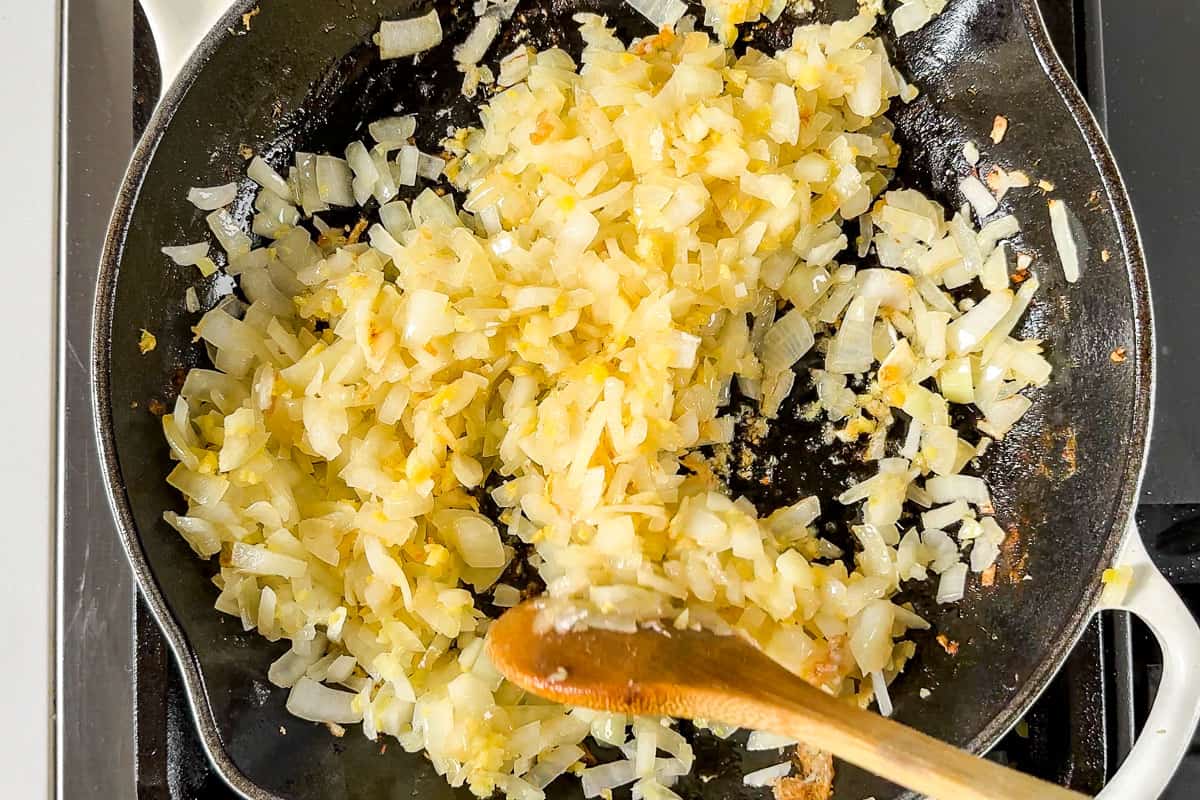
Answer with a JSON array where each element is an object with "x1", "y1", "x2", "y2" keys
[{"x1": 90, "y1": 1, "x2": 1155, "y2": 797}]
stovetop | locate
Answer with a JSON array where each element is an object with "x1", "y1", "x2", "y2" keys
[{"x1": 58, "y1": 0, "x2": 1200, "y2": 798}]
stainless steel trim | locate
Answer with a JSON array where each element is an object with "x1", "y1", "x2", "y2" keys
[{"x1": 56, "y1": 0, "x2": 137, "y2": 797}]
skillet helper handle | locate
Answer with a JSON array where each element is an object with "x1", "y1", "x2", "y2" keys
[
  {"x1": 1096, "y1": 526, "x2": 1200, "y2": 800},
  {"x1": 140, "y1": 0, "x2": 236, "y2": 99}
]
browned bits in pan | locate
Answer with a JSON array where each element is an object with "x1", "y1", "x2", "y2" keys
[
  {"x1": 936, "y1": 634, "x2": 960, "y2": 656},
  {"x1": 774, "y1": 743, "x2": 834, "y2": 800},
  {"x1": 990, "y1": 114, "x2": 1009, "y2": 144},
  {"x1": 981, "y1": 565, "x2": 997, "y2": 587},
  {"x1": 1110, "y1": 347, "x2": 1127, "y2": 363}
]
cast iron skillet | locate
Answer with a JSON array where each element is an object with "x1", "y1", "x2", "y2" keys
[{"x1": 93, "y1": 1, "x2": 1154, "y2": 798}]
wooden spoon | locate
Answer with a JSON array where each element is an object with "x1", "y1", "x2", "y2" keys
[{"x1": 487, "y1": 602, "x2": 1089, "y2": 800}]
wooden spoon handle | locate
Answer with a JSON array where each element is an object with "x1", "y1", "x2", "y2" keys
[{"x1": 733, "y1": 675, "x2": 1089, "y2": 800}]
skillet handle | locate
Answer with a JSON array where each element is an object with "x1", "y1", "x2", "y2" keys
[
  {"x1": 1095, "y1": 526, "x2": 1200, "y2": 799},
  {"x1": 139, "y1": 0, "x2": 236, "y2": 99}
]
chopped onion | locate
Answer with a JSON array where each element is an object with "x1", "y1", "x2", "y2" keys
[
  {"x1": 959, "y1": 175, "x2": 999, "y2": 219},
  {"x1": 206, "y1": 209, "x2": 251, "y2": 258},
  {"x1": 926, "y1": 475, "x2": 991, "y2": 508},
  {"x1": 416, "y1": 152, "x2": 446, "y2": 181},
  {"x1": 826, "y1": 294, "x2": 880, "y2": 374},
  {"x1": 155, "y1": 17, "x2": 1057, "y2": 796},
  {"x1": 450, "y1": 514, "x2": 506, "y2": 568},
  {"x1": 625, "y1": 0, "x2": 688, "y2": 29},
  {"x1": 746, "y1": 731, "x2": 798, "y2": 751},
  {"x1": 871, "y1": 670, "x2": 894, "y2": 717},
  {"x1": 368, "y1": 115, "x2": 417, "y2": 146},
  {"x1": 315, "y1": 156, "x2": 355, "y2": 207},
  {"x1": 946, "y1": 290, "x2": 1012, "y2": 355},
  {"x1": 582, "y1": 759, "x2": 637, "y2": 798},
  {"x1": 963, "y1": 140, "x2": 980, "y2": 166},
  {"x1": 268, "y1": 640, "x2": 326, "y2": 688},
  {"x1": 188, "y1": 183, "x2": 238, "y2": 211},
  {"x1": 455, "y1": 14, "x2": 501, "y2": 65},
  {"x1": 936, "y1": 562, "x2": 968, "y2": 603},
  {"x1": 369, "y1": 146, "x2": 398, "y2": 204},
  {"x1": 498, "y1": 46, "x2": 533, "y2": 87},
  {"x1": 493, "y1": 584, "x2": 522, "y2": 608},
  {"x1": 247, "y1": 157, "x2": 293, "y2": 201},
  {"x1": 759, "y1": 309, "x2": 814, "y2": 373},
  {"x1": 397, "y1": 146, "x2": 420, "y2": 186},
  {"x1": 1048, "y1": 198, "x2": 1081, "y2": 283},
  {"x1": 162, "y1": 241, "x2": 210, "y2": 266},
  {"x1": 527, "y1": 744, "x2": 584, "y2": 790},
  {"x1": 921, "y1": 500, "x2": 970, "y2": 531},
  {"x1": 893, "y1": 1, "x2": 934, "y2": 37},
  {"x1": 346, "y1": 141, "x2": 381, "y2": 207},
  {"x1": 742, "y1": 761, "x2": 792, "y2": 787},
  {"x1": 231, "y1": 542, "x2": 307, "y2": 578},
  {"x1": 375, "y1": 11, "x2": 444, "y2": 60},
  {"x1": 380, "y1": 201, "x2": 414, "y2": 237},
  {"x1": 286, "y1": 676, "x2": 363, "y2": 724}
]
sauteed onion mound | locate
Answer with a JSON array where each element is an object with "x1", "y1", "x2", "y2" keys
[{"x1": 161, "y1": 7, "x2": 1048, "y2": 798}]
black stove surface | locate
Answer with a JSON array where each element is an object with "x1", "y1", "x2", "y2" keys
[{"x1": 127, "y1": 1, "x2": 1200, "y2": 797}]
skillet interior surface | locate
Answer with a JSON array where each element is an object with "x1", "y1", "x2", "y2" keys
[{"x1": 94, "y1": 0, "x2": 1152, "y2": 797}]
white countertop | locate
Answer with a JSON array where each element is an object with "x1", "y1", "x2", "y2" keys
[{"x1": 0, "y1": 0, "x2": 57, "y2": 797}]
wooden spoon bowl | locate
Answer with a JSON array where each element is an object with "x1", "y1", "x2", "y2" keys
[{"x1": 487, "y1": 601, "x2": 1089, "y2": 800}]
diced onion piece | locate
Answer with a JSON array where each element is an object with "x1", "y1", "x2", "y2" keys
[
  {"x1": 188, "y1": 183, "x2": 238, "y2": 211},
  {"x1": 248, "y1": 157, "x2": 293, "y2": 201},
  {"x1": 893, "y1": 1, "x2": 934, "y2": 37},
  {"x1": 759, "y1": 309, "x2": 814, "y2": 373},
  {"x1": 743, "y1": 761, "x2": 792, "y2": 787},
  {"x1": 346, "y1": 141, "x2": 381, "y2": 207},
  {"x1": 946, "y1": 290, "x2": 1012, "y2": 355},
  {"x1": 450, "y1": 514, "x2": 506, "y2": 568},
  {"x1": 527, "y1": 744, "x2": 584, "y2": 790},
  {"x1": 826, "y1": 294, "x2": 880, "y2": 374},
  {"x1": 960, "y1": 175, "x2": 999, "y2": 219},
  {"x1": 416, "y1": 152, "x2": 446, "y2": 181},
  {"x1": 162, "y1": 242, "x2": 210, "y2": 266},
  {"x1": 849, "y1": 600, "x2": 895, "y2": 674},
  {"x1": 268, "y1": 641, "x2": 325, "y2": 688},
  {"x1": 926, "y1": 475, "x2": 991, "y2": 508},
  {"x1": 206, "y1": 209, "x2": 251, "y2": 258},
  {"x1": 294, "y1": 152, "x2": 329, "y2": 215},
  {"x1": 368, "y1": 115, "x2": 417, "y2": 146},
  {"x1": 581, "y1": 760, "x2": 637, "y2": 798},
  {"x1": 498, "y1": 46, "x2": 533, "y2": 87},
  {"x1": 746, "y1": 731, "x2": 798, "y2": 751},
  {"x1": 1101, "y1": 566, "x2": 1134, "y2": 607},
  {"x1": 625, "y1": 0, "x2": 687, "y2": 29},
  {"x1": 375, "y1": 11, "x2": 443, "y2": 60},
  {"x1": 315, "y1": 155, "x2": 355, "y2": 207},
  {"x1": 872, "y1": 670, "x2": 894, "y2": 717},
  {"x1": 455, "y1": 14, "x2": 501, "y2": 65},
  {"x1": 286, "y1": 676, "x2": 363, "y2": 724},
  {"x1": 369, "y1": 146, "x2": 398, "y2": 204},
  {"x1": 380, "y1": 201, "x2": 414, "y2": 237},
  {"x1": 1048, "y1": 198, "x2": 1081, "y2": 283},
  {"x1": 963, "y1": 140, "x2": 980, "y2": 166},
  {"x1": 921, "y1": 500, "x2": 970, "y2": 531},
  {"x1": 230, "y1": 542, "x2": 307, "y2": 578},
  {"x1": 397, "y1": 146, "x2": 420, "y2": 187},
  {"x1": 936, "y1": 562, "x2": 968, "y2": 603},
  {"x1": 493, "y1": 584, "x2": 522, "y2": 608}
]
